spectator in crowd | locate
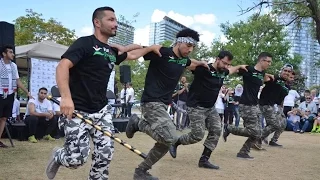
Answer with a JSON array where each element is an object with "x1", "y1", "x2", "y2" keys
[
  {"x1": 310, "y1": 89, "x2": 319, "y2": 108},
  {"x1": 52, "y1": 97, "x2": 63, "y2": 138},
  {"x1": 234, "y1": 84, "x2": 243, "y2": 127},
  {"x1": 120, "y1": 83, "x2": 128, "y2": 117},
  {"x1": 283, "y1": 82, "x2": 300, "y2": 117},
  {"x1": 126, "y1": 82, "x2": 135, "y2": 117},
  {"x1": 223, "y1": 88, "x2": 236, "y2": 126},
  {"x1": 0, "y1": 45, "x2": 32, "y2": 148},
  {"x1": 300, "y1": 89, "x2": 311, "y2": 103},
  {"x1": 24, "y1": 87, "x2": 57, "y2": 143},
  {"x1": 287, "y1": 108, "x2": 301, "y2": 133},
  {"x1": 311, "y1": 110, "x2": 320, "y2": 133},
  {"x1": 215, "y1": 85, "x2": 226, "y2": 122},
  {"x1": 172, "y1": 77, "x2": 189, "y2": 130}
]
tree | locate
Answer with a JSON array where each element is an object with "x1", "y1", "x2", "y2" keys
[
  {"x1": 240, "y1": 0, "x2": 320, "y2": 46},
  {"x1": 14, "y1": 9, "x2": 77, "y2": 46},
  {"x1": 219, "y1": 14, "x2": 302, "y2": 75}
]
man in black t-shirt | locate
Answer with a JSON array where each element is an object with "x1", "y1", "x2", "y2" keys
[
  {"x1": 46, "y1": 7, "x2": 162, "y2": 180},
  {"x1": 172, "y1": 76, "x2": 189, "y2": 130},
  {"x1": 253, "y1": 64, "x2": 292, "y2": 149},
  {"x1": 168, "y1": 51, "x2": 247, "y2": 170},
  {"x1": 125, "y1": 28, "x2": 208, "y2": 180},
  {"x1": 223, "y1": 52, "x2": 273, "y2": 160}
]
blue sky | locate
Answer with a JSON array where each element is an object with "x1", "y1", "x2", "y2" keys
[{"x1": 1, "y1": 0, "x2": 265, "y2": 46}]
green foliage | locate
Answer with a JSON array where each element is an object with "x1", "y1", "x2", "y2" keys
[
  {"x1": 161, "y1": 40, "x2": 173, "y2": 47},
  {"x1": 219, "y1": 14, "x2": 303, "y2": 74},
  {"x1": 18, "y1": 75, "x2": 28, "y2": 98},
  {"x1": 14, "y1": 9, "x2": 77, "y2": 46}
]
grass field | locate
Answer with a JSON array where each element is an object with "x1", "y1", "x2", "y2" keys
[{"x1": 0, "y1": 131, "x2": 319, "y2": 180}]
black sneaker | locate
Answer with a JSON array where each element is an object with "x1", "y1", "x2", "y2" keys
[
  {"x1": 133, "y1": 168, "x2": 159, "y2": 180},
  {"x1": 252, "y1": 143, "x2": 267, "y2": 151},
  {"x1": 269, "y1": 141, "x2": 283, "y2": 147},
  {"x1": 126, "y1": 114, "x2": 140, "y2": 139},
  {"x1": 198, "y1": 159, "x2": 220, "y2": 170},
  {"x1": 0, "y1": 141, "x2": 8, "y2": 148},
  {"x1": 223, "y1": 125, "x2": 230, "y2": 142},
  {"x1": 236, "y1": 153, "x2": 254, "y2": 160},
  {"x1": 169, "y1": 144, "x2": 178, "y2": 158}
]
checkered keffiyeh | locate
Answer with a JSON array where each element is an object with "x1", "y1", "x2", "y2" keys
[
  {"x1": 0, "y1": 58, "x2": 17, "y2": 98},
  {"x1": 171, "y1": 37, "x2": 198, "y2": 47}
]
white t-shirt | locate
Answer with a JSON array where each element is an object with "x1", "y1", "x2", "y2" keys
[
  {"x1": 12, "y1": 98, "x2": 20, "y2": 118},
  {"x1": 0, "y1": 63, "x2": 19, "y2": 95},
  {"x1": 215, "y1": 93, "x2": 225, "y2": 110},
  {"x1": 25, "y1": 98, "x2": 53, "y2": 116},
  {"x1": 120, "y1": 88, "x2": 135, "y2": 103},
  {"x1": 283, "y1": 90, "x2": 300, "y2": 107}
]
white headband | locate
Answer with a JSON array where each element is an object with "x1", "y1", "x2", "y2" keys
[{"x1": 171, "y1": 37, "x2": 197, "y2": 47}]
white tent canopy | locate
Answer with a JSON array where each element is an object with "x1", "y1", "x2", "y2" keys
[{"x1": 15, "y1": 40, "x2": 68, "y2": 69}]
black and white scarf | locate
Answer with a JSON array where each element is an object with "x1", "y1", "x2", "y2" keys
[{"x1": 0, "y1": 58, "x2": 17, "y2": 98}]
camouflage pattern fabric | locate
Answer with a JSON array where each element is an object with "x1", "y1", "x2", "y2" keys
[
  {"x1": 260, "y1": 105, "x2": 283, "y2": 139},
  {"x1": 137, "y1": 102, "x2": 178, "y2": 170},
  {"x1": 227, "y1": 104, "x2": 262, "y2": 154},
  {"x1": 271, "y1": 106, "x2": 287, "y2": 142},
  {"x1": 54, "y1": 105, "x2": 114, "y2": 180},
  {"x1": 179, "y1": 106, "x2": 221, "y2": 151}
]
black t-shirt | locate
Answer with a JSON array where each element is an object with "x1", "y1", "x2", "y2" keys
[
  {"x1": 141, "y1": 47, "x2": 191, "y2": 104},
  {"x1": 238, "y1": 66, "x2": 265, "y2": 105},
  {"x1": 224, "y1": 95, "x2": 236, "y2": 110},
  {"x1": 277, "y1": 84, "x2": 290, "y2": 105},
  {"x1": 187, "y1": 64, "x2": 229, "y2": 108},
  {"x1": 259, "y1": 75, "x2": 290, "y2": 105},
  {"x1": 62, "y1": 35, "x2": 127, "y2": 113}
]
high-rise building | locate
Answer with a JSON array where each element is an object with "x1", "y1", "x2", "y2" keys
[
  {"x1": 285, "y1": 18, "x2": 320, "y2": 88},
  {"x1": 149, "y1": 16, "x2": 188, "y2": 45},
  {"x1": 109, "y1": 22, "x2": 134, "y2": 46}
]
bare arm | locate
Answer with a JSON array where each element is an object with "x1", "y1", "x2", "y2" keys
[
  {"x1": 228, "y1": 65, "x2": 248, "y2": 75},
  {"x1": 110, "y1": 44, "x2": 143, "y2": 54},
  {"x1": 17, "y1": 79, "x2": 28, "y2": 94},
  {"x1": 126, "y1": 45, "x2": 162, "y2": 60},
  {"x1": 56, "y1": 59, "x2": 74, "y2": 99},
  {"x1": 187, "y1": 59, "x2": 208, "y2": 71},
  {"x1": 28, "y1": 103, "x2": 49, "y2": 117}
]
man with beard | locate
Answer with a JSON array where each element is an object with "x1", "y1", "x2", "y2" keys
[
  {"x1": 253, "y1": 64, "x2": 293, "y2": 150},
  {"x1": 46, "y1": 6, "x2": 162, "y2": 180},
  {"x1": 223, "y1": 52, "x2": 273, "y2": 160},
  {"x1": 168, "y1": 51, "x2": 247, "y2": 170},
  {"x1": 125, "y1": 28, "x2": 208, "y2": 180}
]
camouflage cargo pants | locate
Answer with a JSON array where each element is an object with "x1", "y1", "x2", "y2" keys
[
  {"x1": 54, "y1": 106, "x2": 114, "y2": 180},
  {"x1": 271, "y1": 106, "x2": 287, "y2": 142},
  {"x1": 227, "y1": 104, "x2": 262, "y2": 154},
  {"x1": 179, "y1": 106, "x2": 221, "y2": 151},
  {"x1": 137, "y1": 102, "x2": 178, "y2": 170},
  {"x1": 260, "y1": 105, "x2": 283, "y2": 139}
]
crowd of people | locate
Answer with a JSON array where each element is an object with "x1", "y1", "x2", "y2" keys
[{"x1": 1, "y1": 6, "x2": 319, "y2": 180}]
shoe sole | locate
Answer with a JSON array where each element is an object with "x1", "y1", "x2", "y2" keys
[
  {"x1": 126, "y1": 114, "x2": 139, "y2": 139},
  {"x1": 45, "y1": 147, "x2": 60, "y2": 180}
]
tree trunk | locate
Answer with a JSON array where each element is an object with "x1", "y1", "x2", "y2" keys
[{"x1": 306, "y1": 0, "x2": 320, "y2": 45}]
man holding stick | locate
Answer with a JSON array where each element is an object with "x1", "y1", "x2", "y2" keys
[{"x1": 45, "y1": 6, "x2": 161, "y2": 180}]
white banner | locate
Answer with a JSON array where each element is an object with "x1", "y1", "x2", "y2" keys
[
  {"x1": 30, "y1": 58, "x2": 115, "y2": 100},
  {"x1": 30, "y1": 58, "x2": 58, "y2": 97}
]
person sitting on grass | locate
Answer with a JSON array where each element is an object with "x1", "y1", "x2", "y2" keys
[
  {"x1": 24, "y1": 87, "x2": 57, "y2": 143},
  {"x1": 287, "y1": 108, "x2": 301, "y2": 133},
  {"x1": 311, "y1": 111, "x2": 320, "y2": 133}
]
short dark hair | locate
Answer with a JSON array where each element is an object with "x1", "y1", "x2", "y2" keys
[
  {"x1": 258, "y1": 52, "x2": 273, "y2": 61},
  {"x1": 176, "y1": 28, "x2": 200, "y2": 42},
  {"x1": 92, "y1": 7, "x2": 115, "y2": 26},
  {"x1": 38, "y1": 87, "x2": 48, "y2": 92},
  {"x1": 1, "y1": 45, "x2": 14, "y2": 57},
  {"x1": 217, "y1": 51, "x2": 233, "y2": 60}
]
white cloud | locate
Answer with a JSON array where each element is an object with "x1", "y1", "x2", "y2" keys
[
  {"x1": 199, "y1": 30, "x2": 216, "y2": 46},
  {"x1": 151, "y1": 9, "x2": 216, "y2": 26},
  {"x1": 134, "y1": 25, "x2": 150, "y2": 46},
  {"x1": 194, "y1": 14, "x2": 216, "y2": 25},
  {"x1": 220, "y1": 34, "x2": 229, "y2": 43},
  {"x1": 77, "y1": 26, "x2": 93, "y2": 37}
]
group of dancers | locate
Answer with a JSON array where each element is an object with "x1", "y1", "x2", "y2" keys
[{"x1": 45, "y1": 6, "x2": 294, "y2": 180}]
